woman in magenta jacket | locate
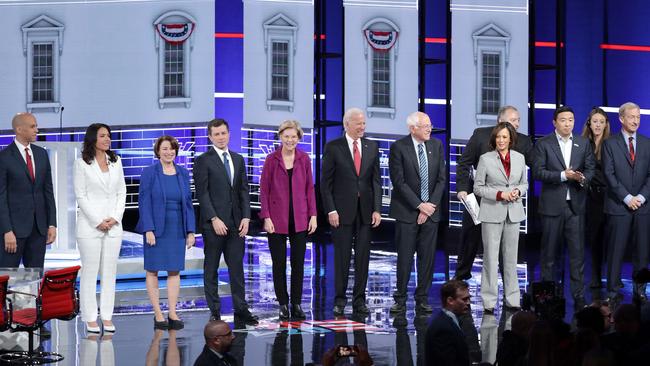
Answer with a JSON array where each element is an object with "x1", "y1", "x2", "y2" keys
[{"x1": 259, "y1": 120, "x2": 317, "y2": 320}]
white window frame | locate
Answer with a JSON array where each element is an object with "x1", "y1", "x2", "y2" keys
[
  {"x1": 22, "y1": 15, "x2": 64, "y2": 113},
  {"x1": 473, "y1": 23, "x2": 510, "y2": 126},
  {"x1": 263, "y1": 13, "x2": 298, "y2": 112},
  {"x1": 363, "y1": 18, "x2": 399, "y2": 119},
  {"x1": 154, "y1": 10, "x2": 196, "y2": 109}
]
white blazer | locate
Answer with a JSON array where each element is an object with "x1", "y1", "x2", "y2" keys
[{"x1": 73, "y1": 156, "x2": 127, "y2": 238}]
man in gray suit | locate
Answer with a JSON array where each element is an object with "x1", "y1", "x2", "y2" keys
[
  {"x1": 603, "y1": 102, "x2": 650, "y2": 305},
  {"x1": 533, "y1": 106, "x2": 596, "y2": 311},
  {"x1": 388, "y1": 112, "x2": 446, "y2": 315}
]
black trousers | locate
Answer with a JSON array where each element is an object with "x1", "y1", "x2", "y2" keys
[
  {"x1": 202, "y1": 226, "x2": 247, "y2": 315},
  {"x1": 455, "y1": 209, "x2": 483, "y2": 280},
  {"x1": 0, "y1": 223, "x2": 46, "y2": 268},
  {"x1": 268, "y1": 230, "x2": 307, "y2": 305},
  {"x1": 393, "y1": 220, "x2": 439, "y2": 305},
  {"x1": 332, "y1": 204, "x2": 371, "y2": 308},
  {"x1": 540, "y1": 201, "x2": 585, "y2": 301},
  {"x1": 586, "y1": 190, "x2": 607, "y2": 285},
  {"x1": 606, "y1": 213, "x2": 649, "y2": 298}
]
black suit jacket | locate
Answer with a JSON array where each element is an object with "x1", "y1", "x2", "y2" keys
[
  {"x1": 533, "y1": 133, "x2": 596, "y2": 216},
  {"x1": 194, "y1": 345, "x2": 238, "y2": 366},
  {"x1": 389, "y1": 135, "x2": 446, "y2": 223},
  {"x1": 0, "y1": 142, "x2": 56, "y2": 238},
  {"x1": 425, "y1": 310, "x2": 470, "y2": 366},
  {"x1": 193, "y1": 147, "x2": 250, "y2": 230},
  {"x1": 320, "y1": 136, "x2": 381, "y2": 225},
  {"x1": 602, "y1": 133, "x2": 650, "y2": 215},
  {"x1": 456, "y1": 126, "x2": 534, "y2": 193}
]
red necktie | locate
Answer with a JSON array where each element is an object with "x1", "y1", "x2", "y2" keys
[
  {"x1": 629, "y1": 136, "x2": 635, "y2": 163},
  {"x1": 353, "y1": 140, "x2": 361, "y2": 176},
  {"x1": 25, "y1": 147, "x2": 35, "y2": 182}
]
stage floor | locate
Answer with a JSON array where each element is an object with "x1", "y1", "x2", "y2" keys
[{"x1": 3, "y1": 234, "x2": 643, "y2": 365}]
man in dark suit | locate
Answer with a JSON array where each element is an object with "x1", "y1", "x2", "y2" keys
[
  {"x1": 0, "y1": 113, "x2": 57, "y2": 268},
  {"x1": 194, "y1": 320, "x2": 238, "y2": 366},
  {"x1": 603, "y1": 102, "x2": 650, "y2": 304},
  {"x1": 388, "y1": 111, "x2": 446, "y2": 314},
  {"x1": 454, "y1": 106, "x2": 533, "y2": 281},
  {"x1": 194, "y1": 118, "x2": 258, "y2": 325},
  {"x1": 426, "y1": 279, "x2": 471, "y2": 365},
  {"x1": 321, "y1": 107, "x2": 382, "y2": 316},
  {"x1": 533, "y1": 105, "x2": 596, "y2": 310}
]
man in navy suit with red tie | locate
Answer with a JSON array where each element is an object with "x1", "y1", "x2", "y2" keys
[
  {"x1": 603, "y1": 102, "x2": 650, "y2": 305},
  {"x1": 0, "y1": 113, "x2": 57, "y2": 268}
]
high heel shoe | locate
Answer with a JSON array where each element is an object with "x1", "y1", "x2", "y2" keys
[
  {"x1": 154, "y1": 317, "x2": 169, "y2": 330},
  {"x1": 102, "y1": 320, "x2": 116, "y2": 333},
  {"x1": 86, "y1": 322, "x2": 101, "y2": 333},
  {"x1": 279, "y1": 304, "x2": 290, "y2": 320},
  {"x1": 168, "y1": 317, "x2": 184, "y2": 330},
  {"x1": 291, "y1": 304, "x2": 306, "y2": 320}
]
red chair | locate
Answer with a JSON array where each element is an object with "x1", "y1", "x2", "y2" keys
[
  {"x1": 0, "y1": 266, "x2": 80, "y2": 365},
  {"x1": 0, "y1": 275, "x2": 11, "y2": 332}
]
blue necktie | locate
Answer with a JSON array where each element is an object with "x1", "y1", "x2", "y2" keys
[
  {"x1": 223, "y1": 152, "x2": 232, "y2": 184},
  {"x1": 418, "y1": 143, "x2": 428, "y2": 201}
]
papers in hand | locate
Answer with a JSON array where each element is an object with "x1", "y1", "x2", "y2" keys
[{"x1": 460, "y1": 193, "x2": 481, "y2": 225}]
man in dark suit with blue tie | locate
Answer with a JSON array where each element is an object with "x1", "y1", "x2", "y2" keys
[
  {"x1": 603, "y1": 102, "x2": 650, "y2": 305},
  {"x1": 388, "y1": 112, "x2": 446, "y2": 315},
  {"x1": 194, "y1": 118, "x2": 258, "y2": 325},
  {"x1": 426, "y1": 280, "x2": 471, "y2": 365},
  {"x1": 321, "y1": 108, "x2": 382, "y2": 316},
  {"x1": 533, "y1": 106, "x2": 595, "y2": 310},
  {"x1": 0, "y1": 113, "x2": 57, "y2": 268}
]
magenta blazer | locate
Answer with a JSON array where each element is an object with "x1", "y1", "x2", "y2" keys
[{"x1": 259, "y1": 147, "x2": 317, "y2": 234}]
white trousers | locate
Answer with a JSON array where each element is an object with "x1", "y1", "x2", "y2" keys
[
  {"x1": 481, "y1": 220, "x2": 520, "y2": 309},
  {"x1": 77, "y1": 236, "x2": 122, "y2": 322}
]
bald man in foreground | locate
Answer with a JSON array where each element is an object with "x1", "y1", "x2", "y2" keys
[
  {"x1": 194, "y1": 320, "x2": 237, "y2": 366},
  {"x1": 0, "y1": 113, "x2": 56, "y2": 268}
]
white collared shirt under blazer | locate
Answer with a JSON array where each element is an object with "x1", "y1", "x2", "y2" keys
[
  {"x1": 473, "y1": 150, "x2": 528, "y2": 223},
  {"x1": 73, "y1": 156, "x2": 127, "y2": 238}
]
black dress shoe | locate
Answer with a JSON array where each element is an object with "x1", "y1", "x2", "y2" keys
[
  {"x1": 415, "y1": 303, "x2": 433, "y2": 314},
  {"x1": 154, "y1": 317, "x2": 169, "y2": 330},
  {"x1": 279, "y1": 304, "x2": 290, "y2": 320},
  {"x1": 389, "y1": 303, "x2": 406, "y2": 314},
  {"x1": 503, "y1": 305, "x2": 521, "y2": 312},
  {"x1": 234, "y1": 309, "x2": 259, "y2": 326},
  {"x1": 168, "y1": 317, "x2": 184, "y2": 330},
  {"x1": 210, "y1": 313, "x2": 221, "y2": 321},
  {"x1": 291, "y1": 304, "x2": 306, "y2": 320},
  {"x1": 333, "y1": 305, "x2": 345, "y2": 316},
  {"x1": 452, "y1": 274, "x2": 471, "y2": 281},
  {"x1": 483, "y1": 308, "x2": 495, "y2": 314},
  {"x1": 353, "y1": 304, "x2": 370, "y2": 315}
]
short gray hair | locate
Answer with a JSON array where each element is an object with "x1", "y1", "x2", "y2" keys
[
  {"x1": 497, "y1": 105, "x2": 518, "y2": 122},
  {"x1": 619, "y1": 102, "x2": 640, "y2": 117},
  {"x1": 406, "y1": 111, "x2": 427, "y2": 128},
  {"x1": 343, "y1": 107, "x2": 365, "y2": 126}
]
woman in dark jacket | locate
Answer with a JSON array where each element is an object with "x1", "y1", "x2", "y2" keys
[
  {"x1": 136, "y1": 135, "x2": 196, "y2": 330},
  {"x1": 259, "y1": 120, "x2": 317, "y2": 320},
  {"x1": 581, "y1": 107, "x2": 610, "y2": 289}
]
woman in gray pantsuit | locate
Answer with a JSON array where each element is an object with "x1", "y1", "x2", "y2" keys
[{"x1": 474, "y1": 122, "x2": 528, "y2": 312}]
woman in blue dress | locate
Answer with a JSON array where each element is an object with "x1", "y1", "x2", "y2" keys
[{"x1": 136, "y1": 135, "x2": 195, "y2": 330}]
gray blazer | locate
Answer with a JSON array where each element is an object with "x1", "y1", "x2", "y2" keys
[{"x1": 474, "y1": 150, "x2": 528, "y2": 223}]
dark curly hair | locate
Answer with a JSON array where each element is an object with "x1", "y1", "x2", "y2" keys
[{"x1": 82, "y1": 123, "x2": 117, "y2": 165}]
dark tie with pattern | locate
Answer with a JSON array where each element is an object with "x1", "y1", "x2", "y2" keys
[
  {"x1": 223, "y1": 152, "x2": 232, "y2": 184},
  {"x1": 25, "y1": 147, "x2": 35, "y2": 182},
  {"x1": 418, "y1": 143, "x2": 428, "y2": 201},
  {"x1": 629, "y1": 136, "x2": 635, "y2": 164}
]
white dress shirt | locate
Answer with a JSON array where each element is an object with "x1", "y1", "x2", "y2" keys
[
  {"x1": 345, "y1": 133, "x2": 362, "y2": 159},
  {"x1": 412, "y1": 136, "x2": 428, "y2": 168},
  {"x1": 14, "y1": 139, "x2": 36, "y2": 180},
  {"x1": 213, "y1": 145, "x2": 235, "y2": 185},
  {"x1": 556, "y1": 132, "x2": 573, "y2": 200}
]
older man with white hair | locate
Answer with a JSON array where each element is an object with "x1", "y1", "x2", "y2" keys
[
  {"x1": 321, "y1": 107, "x2": 382, "y2": 316},
  {"x1": 388, "y1": 111, "x2": 446, "y2": 315}
]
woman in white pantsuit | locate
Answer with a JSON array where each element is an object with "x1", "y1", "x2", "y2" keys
[
  {"x1": 474, "y1": 122, "x2": 528, "y2": 313},
  {"x1": 74, "y1": 123, "x2": 126, "y2": 333}
]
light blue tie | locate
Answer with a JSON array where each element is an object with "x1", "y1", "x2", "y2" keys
[
  {"x1": 223, "y1": 152, "x2": 232, "y2": 184},
  {"x1": 418, "y1": 143, "x2": 428, "y2": 201}
]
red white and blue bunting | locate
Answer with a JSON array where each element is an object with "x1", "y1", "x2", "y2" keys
[
  {"x1": 363, "y1": 30, "x2": 398, "y2": 52},
  {"x1": 156, "y1": 23, "x2": 195, "y2": 44}
]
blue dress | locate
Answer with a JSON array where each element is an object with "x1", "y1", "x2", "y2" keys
[{"x1": 144, "y1": 174, "x2": 185, "y2": 271}]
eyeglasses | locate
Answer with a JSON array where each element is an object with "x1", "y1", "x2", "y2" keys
[{"x1": 416, "y1": 124, "x2": 433, "y2": 130}]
